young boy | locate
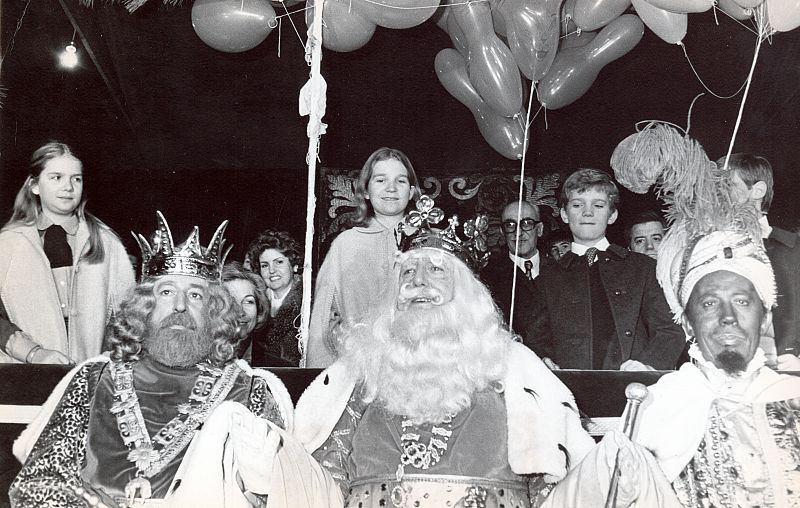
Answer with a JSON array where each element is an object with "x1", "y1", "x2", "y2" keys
[{"x1": 524, "y1": 169, "x2": 684, "y2": 370}]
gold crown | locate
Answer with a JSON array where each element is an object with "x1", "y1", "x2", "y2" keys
[
  {"x1": 134, "y1": 211, "x2": 230, "y2": 281},
  {"x1": 397, "y1": 195, "x2": 490, "y2": 271}
]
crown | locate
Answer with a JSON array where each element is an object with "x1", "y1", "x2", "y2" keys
[
  {"x1": 397, "y1": 195, "x2": 490, "y2": 271},
  {"x1": 134, "y1": 211, "x2": 230, "y2": 281}
]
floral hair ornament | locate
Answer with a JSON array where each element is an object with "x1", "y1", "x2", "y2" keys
[{"x1": 397, "y1": 195, "x2": 490, "y2": 272}]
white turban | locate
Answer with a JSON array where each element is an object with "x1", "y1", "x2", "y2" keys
[{"x1": 656, "y1": 228, "x2": 776, "y2": 327}]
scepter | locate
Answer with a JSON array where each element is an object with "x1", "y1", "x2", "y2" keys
[{"x1": 604, "y1": 382, "x2": 649, "y2": 508}]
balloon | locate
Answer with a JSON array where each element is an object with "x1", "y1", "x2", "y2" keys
[
  {"x1": 494, "y1": 0, "x2": 564, "y2": 81},
  {"x1": 767, "y1": 0, "x2": 800, "y2": 31},
  {"x1": 645, "y1": 0, "x2": 713, "y2": 13},
  {"x1": 717, "y1": 0, "x2": 753, "y2": 19},
  {"x1": 451, "y1": 1, "x2": 524, "y2": 116},
  {"x1": 574, "y1": 0, "x2": 631, "y2": 30},
  {"x1": 355, "y1": 0, "x2": 440, "y2": 28},
  {"x1": 631, "y1": 0, "x2": 687, "y2": 43},
  {"x1": 731, "y1": 0, "x2": 763, "y2": 7},
  {"x1": 560, "y1": 29, "x2": 597, "y2": 48},
  {"x1": 192, "y1": 0, "x2": 277, "y2": 53},
  {"x1": 538, "y1": 14, "x2": 644, "y2": 109},
  {"x1": 305, "y1": 0, "x2": 376, "y2": 52},
  {"x1": 435, "y1": 48, "x2": 528, "y2": 160},
  {"x1": 438, "y1": 7, "x2": 470, "y2": 55}
]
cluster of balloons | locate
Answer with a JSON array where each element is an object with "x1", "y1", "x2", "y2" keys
[{"x1": 189, "y1": 0, "x2": 800, "y2": 158}]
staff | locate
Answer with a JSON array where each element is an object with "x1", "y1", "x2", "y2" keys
[{"x1": 605, "y1": 382, "x2": 649, "y2": 508}]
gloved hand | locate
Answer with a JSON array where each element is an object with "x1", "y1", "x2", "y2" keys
[{"x1": 231, "y1": 411, "x2": 282, "y2": 495}]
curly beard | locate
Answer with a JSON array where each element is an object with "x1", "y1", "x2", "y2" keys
[
  {"x1": 343, "y1": 302, "x2": 508, "y2": 425},
  {"x1": 143, "y1": 313, "x2": 214, "y2": 368}
]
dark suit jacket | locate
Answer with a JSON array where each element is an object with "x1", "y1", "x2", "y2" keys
[
  {"x1": 482, "y1": 251, "x2": 553, "y2": 334},
  {"x1": 525, "y1": 244, "x2": 685, "y2": 370},
  {"x1": 765, "y1": 227, "x2": 800, "y2": 354}
]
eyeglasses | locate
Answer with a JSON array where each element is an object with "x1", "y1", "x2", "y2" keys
[{"x1": 501, "y1": 218, "x2": 540, "y2": 234}]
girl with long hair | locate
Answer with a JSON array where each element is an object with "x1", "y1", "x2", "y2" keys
[
  {"x1": 305, "y1": 147, "x2": 420, "y2": 367},
  {"x1": 0, "y1": 141, "x2": 135, "y2": 363}
]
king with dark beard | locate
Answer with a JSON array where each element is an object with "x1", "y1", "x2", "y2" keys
[{"x1": 10, "y1": 212, "x2": 294, "y2": 508}]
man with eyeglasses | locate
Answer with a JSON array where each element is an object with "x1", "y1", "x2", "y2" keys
[{"x1": 482, "y1": 200, "x2": 553, "y2": 334}]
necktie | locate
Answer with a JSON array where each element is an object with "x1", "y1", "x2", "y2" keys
[
  {"x1": 585, "y1": 247, "x2": 598, "y2": 267},
  {"x1": 524, "y1": 260, "x2": 533, "y2": 280},
  {"x1": 43, "y1": 225, "x2": 72, "y2": 268}
]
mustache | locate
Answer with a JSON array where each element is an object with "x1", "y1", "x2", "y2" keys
[
  {"x1": 397, "y1": 283, "x2": 444, "y2": 305},
  {"x1": 158, "y1": 312, "x2": 198, "y2": 330}
]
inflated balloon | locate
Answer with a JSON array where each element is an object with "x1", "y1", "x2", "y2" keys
[
  {"x1": 192, "y1": 0, "x2": 277, "y2": 53},
  {"x1": 435, "y1": 48, "x2": 528, "y2": 160},
  {"x1": 574, "y1": 0, "x2": 631, "y2": 30},
  {"x1": 494, "y1": 0, "x2": 563, "y2": 81},
  {"x1": 767, "y1": 0, "x2": 800, "y2": 31},
  {"x1": 451, "y1": 1, "x2": 524, "y2": 116},
  {"x1": 732, "y1": 0, "x2": 763, "y2": 7},
  {"x1": 355, "y1": 0, "x2": 440, "y2": 29},
  {"x1": 718, "y1": 0, "x2": 753, "y2": 19},
  {"x1": 538, "y1": 14, "x2": 644, "y2": 109},
  {"x1": 645, "y1": 0, "x2": 713, "y2": 13},
  {"x1": 441, "y1": 8, "x2": 470, "y2": 55},
  {"x1": 305, "y1": 0, "x2": 376, "y2": 52},
  {"x1": 560, "y1": 29, "x2": 597, "y2": 48},
  {"x1": 490, "y1": 0, "x2": 509, "y2": 37},
  {"x1": 631, "y1": 0, "x2": 687, "y2": 43}
]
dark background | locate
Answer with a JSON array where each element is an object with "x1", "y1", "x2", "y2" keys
[{"x1": 2, "y1": 0, "x2": 799, "y2": 262}]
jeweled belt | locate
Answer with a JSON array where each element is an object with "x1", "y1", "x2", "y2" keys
[{"x1": 346, "y1": 474, "x2": 530, "y2": 508}]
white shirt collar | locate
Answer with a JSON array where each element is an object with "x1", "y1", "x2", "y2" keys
[
  {"x1": 508, "y1": 250, "x2": 540, "y2": 277},
  {"x1": 759, "y1": 215, "x2": 772, "y2": 240},
  {"x1": 571, "y1": 237, "x2": 610, "y2": 256}
]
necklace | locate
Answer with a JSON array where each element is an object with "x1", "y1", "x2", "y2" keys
[
  {"x1": 110, "y1": 360, "x2": 238, "y2": 502},
  {"x1": 399, "y1": 414, "x2": 454, "y2": 470}
]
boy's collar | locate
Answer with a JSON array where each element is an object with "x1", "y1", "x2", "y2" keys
[{"x1": 571, "y1": 238, "x2": 610, "y2": 256}]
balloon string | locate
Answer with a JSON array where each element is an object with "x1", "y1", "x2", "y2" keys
[
  {"x1": 507, "y1": 80, "x2": 536, "y2": 333},
  {"x1": 711, "y1": 4, "x2": 759, "y2": 36},
  {"x1": 347, "y1": 0, "x2": 488, "y2": 10},
  {"x1": 278, "y1": 0, "x2": 305, "y2": 47},
  {"x1": 722, "y1": 2, "x2": 764, "y2": 170},
  {"x1": 680, "y1": 42, "x2": 748, "y2": 99}
]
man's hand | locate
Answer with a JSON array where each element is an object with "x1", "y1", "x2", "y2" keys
[
  {"x1": 542, "y1": 357, "x2": 560, "y2": 370},
  {"x1": 619, "y1": 360, "x2": 656, "y2": 372},
  {"x1": 231, "y1": 412, "x2": 282, "y2": 495},
  {"x1": 601, "y1": 431, "x2": 648, "y2": 507},
  {"x1": 776, "y1": 353, "x2": 800, "y2": 371}
]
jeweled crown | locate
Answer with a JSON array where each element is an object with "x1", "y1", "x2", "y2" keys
[
  {"x1": 397, "y1": 195, "x2": 490, "y2": 271},
  {"x1": 134, "y1": 211, "x2": 230, "y2": 281}
]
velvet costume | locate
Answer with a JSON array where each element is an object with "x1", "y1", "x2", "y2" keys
[
  {"x1": 293, "y1": 342, "x2": 597, "y2": 507},
  {"x1": 10, "y1": 356, "x2": 292, "y2": 507},
  {"x1": 526, "y1": 245, "x2": 685, "y2": 369}
]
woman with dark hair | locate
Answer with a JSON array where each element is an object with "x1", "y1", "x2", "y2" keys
[
  {"x1": 247, "y1": 230, "x2": 303, "y2": 366},
  {"x1": 0, "y1": 141, "x2": 135, "y2": 363},
  {"x1": 306, "y1": 147, "x2": 420, "y2": 367}
]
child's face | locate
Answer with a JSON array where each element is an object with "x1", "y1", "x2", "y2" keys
[
  {"x1": 560, "y1": 188, "x2": 618, "y2": 245},
  {"x1": 366, "y1": 158, "x2": 415, "y2": 219},
  {"x1": 32, "y1": 154, "x2": 84, "y2": 219}
]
